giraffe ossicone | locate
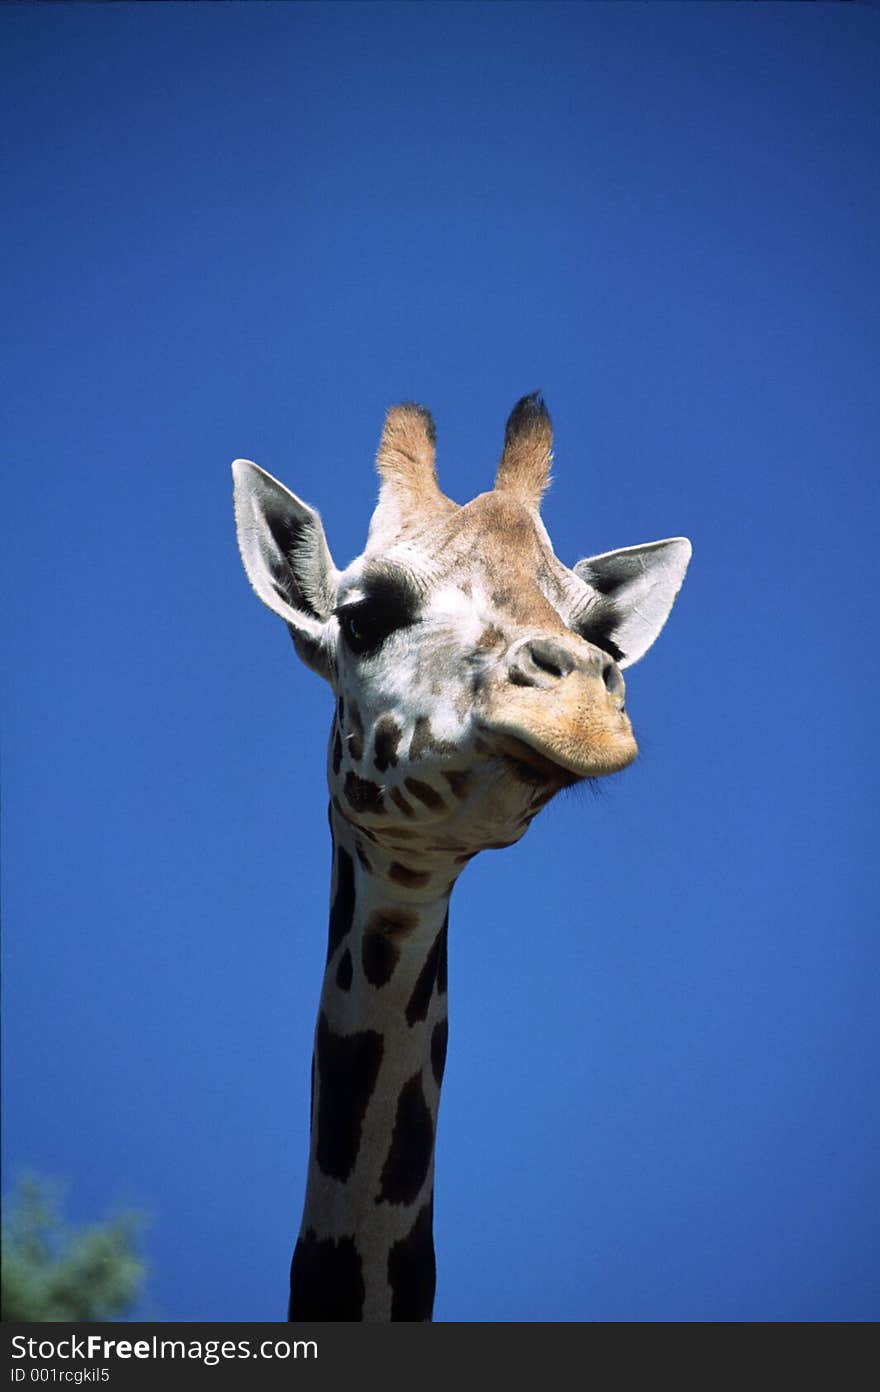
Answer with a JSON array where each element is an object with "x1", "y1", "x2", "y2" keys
[{"x1": 232, "y1": 393, "x2": 691, "y2": 1320}]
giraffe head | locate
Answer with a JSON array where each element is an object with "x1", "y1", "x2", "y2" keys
[{"x1": 233, "y1": 395, "x2": 690, "y2": 860}]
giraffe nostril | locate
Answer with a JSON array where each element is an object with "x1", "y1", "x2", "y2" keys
[
  {"x1": 530, "y1": 646, "x2": 565, "y2": 680},
  {"x1": 602, "y1": 660, "x2": 625, "y2": 699},
  {"x1": 509, "y1": 637, "x2": 626, "y2": 693},
  {"x1": 510, "y1": 637, "x2": 576, "y2": 686}
]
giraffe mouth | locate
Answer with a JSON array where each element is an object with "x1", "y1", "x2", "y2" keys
[
  {"x1": 488, "y1": 731, "x2": 583, "y2": 786},
  {"x1": 475, "y1": 692, "x2": 638, "y2": 781}
]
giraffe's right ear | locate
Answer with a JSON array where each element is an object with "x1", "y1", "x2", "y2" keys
[{"x1": 232, "y1": 460, "x2": 339, "y2": 681}]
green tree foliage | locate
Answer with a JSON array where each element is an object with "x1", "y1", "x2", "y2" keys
[{"x1": 1, "y1": 1175, "x2": 146, "y2": 1321}]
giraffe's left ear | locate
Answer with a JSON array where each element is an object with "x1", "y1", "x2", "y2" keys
[
  {"x1": 574, "y1": 538, "x2": 691, "y2": 669},
  {"x1": 233, "y1": 459, "x2": 339, "y2": 681}
]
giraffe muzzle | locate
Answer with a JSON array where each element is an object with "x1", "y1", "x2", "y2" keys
[{"x1": 475, "y1": 633, "x2": 636, "y2": 779}]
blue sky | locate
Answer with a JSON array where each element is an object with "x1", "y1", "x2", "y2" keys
[{"x1": 3, "y1": 2, "x2": 878, "y2": 1322}]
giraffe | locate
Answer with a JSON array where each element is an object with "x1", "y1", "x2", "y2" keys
[{"x1": 232, "y1": 394, "x2": 690, "y2": 1321}]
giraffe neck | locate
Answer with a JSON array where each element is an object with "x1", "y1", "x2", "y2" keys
[{"x1": 290, "y1": 804, "x2": 455, "y2": 1321}]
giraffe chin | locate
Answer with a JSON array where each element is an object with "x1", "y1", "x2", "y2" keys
[{"x1": 482, "y1": 718, "x2": 638, "y2": 782}]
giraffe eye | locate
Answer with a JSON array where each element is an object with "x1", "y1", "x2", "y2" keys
[
  {"x1": 335, "y1": 576, "x2": 418, "y2": 657},
  {"x1": 336, "y1": 599, "x2": 408, "y2": 656},
  {"x1": 340, "y1": 607, "x2": 379, "y2": 654}
]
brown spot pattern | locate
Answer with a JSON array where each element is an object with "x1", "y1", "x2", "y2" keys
[
  {"x1": 437, "y1": 914, "x2": 448, "y2": 995},
  {"x1": 404, "y1": 777, "x2": 446, "y2": 812},
  {"x1": 373, "y1": 715, "x2": 403, "y2": 772},
  {"x1": 315, "y1": 1014, "x2": 383, "y2": 1182},
  {"x1": 289, "y1": 1229, "x2": 365, "y2": 1321},
  {"x1": 409, "y1": 716, "x2": 457, "y2": 761},
  {"x1": 369, "y1": 907, "x2": 418, "y2": 938},
  {"x1": 405, "y1": 925, "x2": 445, "y2": 1025},
  {"x1": 326, "y1": 844, "x2": 355, "y2": 962},
  {"x1": 431, "y1": 1018, "x2": 448, "y2": 1087},
  {"x1": 335, "y1": 948, "x2": 353, "y2": 992},
  {"x1": 376, "y1": 1071, "x2": 434, "y2": 1205},
  {"x1": 348, "y1": 700, "x2": 365, "y2": 762},
  {"x1": 344, "y1": 771, "x2": 386, "y2": 815},
  {"x1": 362, "y1": 907, "x2": 418, "y2": 987},
  {"x1": 475, "y1": 624, "x2": 504, "y2": 650},
  {"x1": 389, "y1": 861, "x2": 431, "y2": 889},
  {"x1": 442, "y1": 770, "x2": 471, "y2": 800},
  {"x1": 362, "y1": 930, "x2": 400, "y2": 987},
  {"x1": 387, "y1": 1201, "x2": 436, "y2": 1321}
]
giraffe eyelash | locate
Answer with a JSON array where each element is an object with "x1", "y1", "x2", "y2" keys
[{"x1": 334, "y1": 591, "x2": 418, "y2": 656}]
